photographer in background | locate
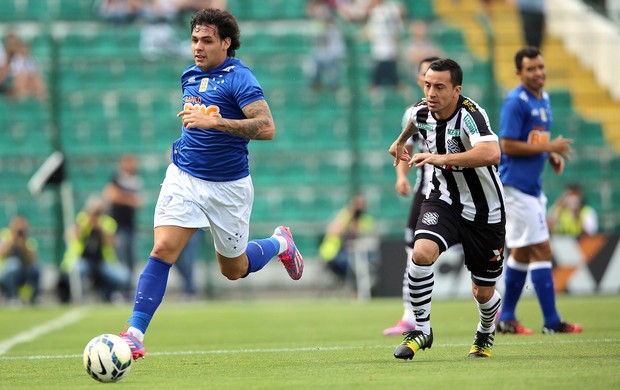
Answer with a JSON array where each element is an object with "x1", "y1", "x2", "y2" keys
[
  {"x1": 0, "y1": 215, "x2": 40, "y2": 305},
  {"x1": 319, "y1": 194, "x2": 376, "y2": 280},
  {"x1": 60, "y1": 195, "x2": 130, "y2": 302},
  {"x1": 547, "y1": 183, "x2": 598, "y2": 238}
]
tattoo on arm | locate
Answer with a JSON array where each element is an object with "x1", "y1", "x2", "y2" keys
[
  {"x1": 398, "y1": 121, "x2": 417, "y2": 144},
  {"x1": 218, "y1": 100, "x2": 274, "y2": 140}
]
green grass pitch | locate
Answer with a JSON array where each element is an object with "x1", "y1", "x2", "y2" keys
[{"x1": 1, "y1": 295, "x2": 619, "y2": 389}]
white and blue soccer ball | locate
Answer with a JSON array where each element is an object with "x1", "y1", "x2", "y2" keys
[{"x1": 83, "y1": 334, "x2": 133, "y2": 383}]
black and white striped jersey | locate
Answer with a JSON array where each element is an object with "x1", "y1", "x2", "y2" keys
[{"x1": 408, "y1": 95, "x2": 506, "y2": 224}]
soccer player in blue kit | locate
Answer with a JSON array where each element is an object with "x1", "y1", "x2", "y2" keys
[
  {"x1": 120, "y1": 8, "x2": 304, "y2": 360},
  {"x1": 496, "y1": 47, "x2": 582, "y2": 335}
]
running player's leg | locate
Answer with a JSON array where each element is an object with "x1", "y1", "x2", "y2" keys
[
  {"x1": 123, "y1": 225, "x2": 196, "y2": 359},
  {"x1": 463, "y1": 219, "x2": 504, "y2": 357},
  {"x1": 122, "y1": 164, "x2": 207, "y2": 359},
  {"x1": 206, "y1": 176, "x2": 303, "y2": 281},
  {"x1": 499, "y1": 187, "x2": 540, "y2": 333}
]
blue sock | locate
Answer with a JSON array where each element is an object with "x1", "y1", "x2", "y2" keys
[
  {"x1": 128, "y1": 256, "x2": 171, "y2": 334},
  {"x1": 530, "y1": 261, "x2": 561, "y2": 328},
  {"x1": 245, "y1": 237, "x2": 280, "y2": 275},
  {"x1": 499, "y1": 256, "x2": 528, "y2": 322}
]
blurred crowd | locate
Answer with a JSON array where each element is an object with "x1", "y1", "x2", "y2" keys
[
  {"x1": 0, "y1": 31, "x2": 48, "y2": 102},
  {"x1": 0, "y1": 0, "x2": 609, "y2": 306},
  {"x1": 96, "y1": 0, "x2": 228, "y2": 26},
  {"x1": 0, "y1": 155, "x2": 202, "y2": 306}
]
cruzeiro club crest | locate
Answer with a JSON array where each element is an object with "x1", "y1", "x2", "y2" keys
[{"x1": 421, "y1": 212, "x2": 439, "y2": 226}]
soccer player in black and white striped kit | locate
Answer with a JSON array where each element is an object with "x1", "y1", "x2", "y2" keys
[{"x1": 388, "y1": 58, "x2": 506, "y2": 359}]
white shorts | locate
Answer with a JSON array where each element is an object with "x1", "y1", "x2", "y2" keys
[
  {"x1": 504, "y1": 186, "x2": 549, "y2": 248},
  {"x1": 154, "y1": 164, "x2": 253, "y2": 258}
]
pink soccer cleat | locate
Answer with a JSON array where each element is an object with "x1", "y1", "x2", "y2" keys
[
  {"x1": 120, "y1": 329, "x2": 146, "y2": 360},
  {"x1": 273, "y1": 226, "x2": 304, "y2": 280},
  {"x1": 383, "y1": 320, "x2": 416, "y2": 336}
]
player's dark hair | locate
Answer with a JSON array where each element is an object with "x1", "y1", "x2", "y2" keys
[
  {"x1": 515, "y1": 47, "x2": 541, "y2": 71},
  {"x1": 428, "y1": 58, "x2": 462, "y2": 87},
  {"x1": 191, "y1": 8, "x2": 241, "y2": 57},
  {"x1": 418, "y1": 56, "x2": 441, "y2": 73}
]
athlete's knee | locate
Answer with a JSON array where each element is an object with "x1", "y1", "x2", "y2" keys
[
  {"x1": 219, "y1": 265, "x2": 247, "y2": 280},
  {"x1": 411, "y1": 246, "x2": 439, "y2": 265},
  {"x1": 472, "y1": 284, "x2": 495, "y2": 303},
  {"x1": 217, "y1": 254, "x2": 248, "y2": 281},
  {"x1": 150, "y1": 240, "x2": 180, "y2": 263}
]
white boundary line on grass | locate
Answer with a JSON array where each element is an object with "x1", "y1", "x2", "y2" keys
[
  {"x1": 0, "y1": 308, "x2": 86, "y2": 356},
  {"x1": 1, "y1": 337, "x2": 618, "y2": 361}
]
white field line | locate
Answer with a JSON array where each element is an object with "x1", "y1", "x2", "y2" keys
[
  {"x1": 0, "y1": 308, "x2": 86, "y2": 356},
  {"x1": 1, "y1": 338, "x2": 618, "y2": 361}
]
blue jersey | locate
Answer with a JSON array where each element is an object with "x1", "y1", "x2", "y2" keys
[
  {"x1": 171, "y1": 57, "x2": 265, "y2": 182},
  {"x1": 499, "y1": 85, "x2": 552, "y2": 196}
]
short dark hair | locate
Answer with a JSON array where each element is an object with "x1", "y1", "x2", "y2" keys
[
  {"x1": 190, "y1": 8, "x2": 241, "y2": 57},
  {"x1": 428, "y1": 58, "x2": 462, "y2": 87},
  {"x1": 418, "y1": 56, "x2": 441, "y2": 73},
  {"x1": 515, "y1": 47, "x2": 541, "y2": 71}
]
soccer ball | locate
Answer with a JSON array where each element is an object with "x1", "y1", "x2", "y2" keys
[{"x1": 83, "y1": 334, "x2": 133, "y2": 383}]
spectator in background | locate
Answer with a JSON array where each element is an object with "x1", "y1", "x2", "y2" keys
[
  {"x1": 362, "y1": 0, "x2": 407, "y2": 103},
  {"x1": 335, "y1": 0, "x2": 372, "y2": 22},
  {"x1": 60, "y1": 195, "x2": 130, "y2": 302},
  {"x1": 139, "y1": 0, "x2": 188, "y2": 61},
  {"x1": 175, "y1": 0, "x2": 228, "y2": 25},
  {"x1": 509, "y1": 0, "x2": 545, "y2": 49},
  {"x1": 306, "y1": 0, "x2": 346, "y2": 91},
  {"x1": 0, "y1": 38, "x2": 12, "y2": 95},
  {"x1": 175, "y1": 230, "x2": 203, "y2": 298},
  {"x1": 404, "y1": 20, "x2": 442, "y2": 84},
  {"x1": 1, "y1": 32, "x2": 47, "y2": 102},
  {"x1": 319, "y1": 194, "x2": 375, "y2": 281},
  {"x1": 0, "y1": 215, "x2": 40, "y2": 305},
  {"x1": 104, "y1": 154, "x2": 144, "y2": 297},
  {"x1": 95, "y1": 0, "x2": 144, "y2": 25},
  {"x1": 547, "y1": 184, "x2": 598, "y2": 238}
]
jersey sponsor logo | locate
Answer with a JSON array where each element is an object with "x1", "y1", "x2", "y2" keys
[
  {"x1": 184, "y1": 96, "x2": 202, "y2": 104},
  {"x1": 421, "y1": 211, "x2": 439, "y2": 226},
  {"x1": 527, "y1": 128, "x2": 550, "y2": 144},
  {"x1": 447, "y1": 128, "x2": 460, "y2": 136},
  {"x1": 183, "y1": 103, "x2": 223, "y2": 118},
  {"x1": 463, "y1": 113, "x2": 479, "y2": 134},
  {"x1": 462, "y1": 99, "x2": 478, "y2": 113},
  {"x1": 199, "y1": 77, "x2": 209, "y2": 92},
  {"x1": 417, "y1": 122, "x2": 434, "y2": 132}
]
